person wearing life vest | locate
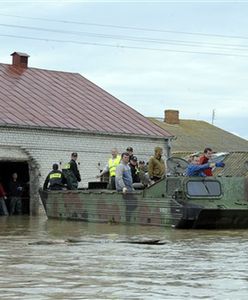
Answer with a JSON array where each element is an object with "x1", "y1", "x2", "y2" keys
[
  {"x1": 97, "y1": 148, "x2": 121, "y2": 189},
  {"x1": 62, "y1": 152, "x2": 81, "y2": 190},
  {"x1": 43, "y1": 163, "x2": 66, "y2": 190}
]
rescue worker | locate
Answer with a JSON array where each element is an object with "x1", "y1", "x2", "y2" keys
[
  {"x1": 148, "y1": 146, "x2": 166, "y2": 182},
  {"x1": 115, "y1": 152, "x2": 133, "y2": 194},
  {"x1": 97, "y1": 148, "x2": 121, "y2": 190},
  {"x1": 43, "y1": 163, "x2": 66, "y2": 190},
  {"x1": 199, "y1": 147, "x2": 213, "y2": 176},
  {"x1": 62, "y1": 152, "x2": 81, "y2": 190},
  {"x1": 186, "y1": 155, "x2": 225, "y2": 176}
]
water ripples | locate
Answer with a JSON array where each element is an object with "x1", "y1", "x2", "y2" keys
[{"x1": 0, "y1": 216, "x2": 248, "y2": 299}]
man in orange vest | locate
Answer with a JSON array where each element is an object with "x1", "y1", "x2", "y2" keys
[{"x1": 97, "y1": 148, "x2": 121, "y2": 189}]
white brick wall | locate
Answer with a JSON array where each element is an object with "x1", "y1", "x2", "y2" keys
[{"x1": 0, "y1": 126, "x2": 169, "y2": 188}]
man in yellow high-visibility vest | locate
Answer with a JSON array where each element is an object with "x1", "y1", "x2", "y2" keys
[{"x1": 97, "y1": 148, "x2": 121, "y2": 189}]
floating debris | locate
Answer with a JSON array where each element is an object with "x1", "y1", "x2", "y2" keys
[
  {"x1": 118, "y1": 239, "x2": 166, "y2": 245},
  {"x1": 28, "y1": 240, "x2": 65, "y2": 245},
  {"x1": 28, "y1": 238, "x2": 165, "y2": 246}
]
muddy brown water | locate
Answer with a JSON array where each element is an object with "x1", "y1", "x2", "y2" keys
[{"x1": 0, "y1": 216, "x2": 248, "y2": 299}]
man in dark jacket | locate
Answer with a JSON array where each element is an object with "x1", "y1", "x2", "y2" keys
[
  {"x1": 62, "y1": 152, "x2": 81, "y2": 189},
  {"x1": 8, "y1": 173, "x2": 23, "y2": 215},
  {"x1": 43, "y1": 163, "x2": 66, "y2": 190},
  {"x1": 129, "y1": 156, "x2": 140, "y2": 183},
  {"x1": 126, "y1": 147, "x2": 134, "y2": 162}
]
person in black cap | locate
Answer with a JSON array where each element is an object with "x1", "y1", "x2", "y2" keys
[
  {"x1": 62, "y1": 153, "x2": 81, "y2": 189},
  {"x1": 43, "y1": 163, "x2": 66, "y2": 190},
  {"x1": 126, "y1": 147, "x2": 134, "y2": 162},
  {"x1": 129, "y1": 156, "x2": 140, "y2": 183}
]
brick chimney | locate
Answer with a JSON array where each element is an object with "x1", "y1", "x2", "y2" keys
[
  {"x1": 164, "y1": 109, "x2": 179, "y2": 124},
  {"x1": 11, "y1": 52, "x2": 29, "y2": 68}
]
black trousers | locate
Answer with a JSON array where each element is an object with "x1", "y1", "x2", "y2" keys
[
  {"x1": 110, "y1": 176, "x2": 116, "y2": 190},
  {"x1": 50, "y1": 185, "x2": 63, "y2": 190}
]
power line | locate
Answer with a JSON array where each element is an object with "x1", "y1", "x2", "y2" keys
[
  {"x1": 1, "y1": 12, "x2": 248, "y2": 40},
  {"x1": 1, "y1": 15, "x2": 248, "y2": 57},
  {"x1": 1, "y1": 33, "x2": 248, "y2": 58},
  {"x1": 0, "y1": 23, "x2": 248, "y2": 53}
]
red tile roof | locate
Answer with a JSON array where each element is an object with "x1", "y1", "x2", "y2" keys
[{"x1": 0, "y1": 63, "x2": 172, "y2": 138}]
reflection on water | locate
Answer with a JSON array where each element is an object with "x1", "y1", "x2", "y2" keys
[{"x1": 1, "y1": 216, "x2": 248, "y2": 299}]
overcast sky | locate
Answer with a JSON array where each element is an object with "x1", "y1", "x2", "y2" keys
[{"x1": 0, "y1": 1, "x2": 247, "y2": 140}]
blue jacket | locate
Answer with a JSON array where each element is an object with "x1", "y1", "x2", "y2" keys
[
  {"x1": 115, "y1": 162, "x2": 133, "y2": 191},
  {"x1": 186, "y1": 163, "x2": 210, "y2": 177}
]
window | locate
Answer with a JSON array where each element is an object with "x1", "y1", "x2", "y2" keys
[{"x1": 186, "y1": 180, "x2": 222, "y2": 197}]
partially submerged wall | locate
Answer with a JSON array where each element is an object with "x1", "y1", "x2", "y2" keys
[{"x1": 0, "y1": 126, "x2": 169, "y2": 215}]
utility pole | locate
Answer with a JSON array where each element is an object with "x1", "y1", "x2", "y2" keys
[{"x1": 211, "y1": 109, "x2": 215, "y2": 125}]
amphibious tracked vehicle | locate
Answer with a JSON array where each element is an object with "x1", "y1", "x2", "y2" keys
[{"x1": 40, "y1": 157, "x2": 248, "y2": 229}]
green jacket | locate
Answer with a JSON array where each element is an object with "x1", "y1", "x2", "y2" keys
[{"x1": 148, "y1": 156, "x2": 165, "y2": 178}]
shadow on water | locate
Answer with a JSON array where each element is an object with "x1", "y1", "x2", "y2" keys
[
  {"x1": 2, "y1": 215, "x2": 248, "y2": 241},
  {"x1": 1, "y1": 216, "x2": 248, "y2": 299}
]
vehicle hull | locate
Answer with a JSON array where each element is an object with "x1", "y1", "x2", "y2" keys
[{"x1": 40, "y1": 176, "x2": 248, "y2": 229}]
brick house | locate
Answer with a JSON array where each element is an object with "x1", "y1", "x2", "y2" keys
[{"x1": 0, "y1": 52, "x2": 172, "y2": 215}]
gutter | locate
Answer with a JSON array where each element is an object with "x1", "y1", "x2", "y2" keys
[{"x1": 0, "y1": 123, "x2": 174, "y2": 140}]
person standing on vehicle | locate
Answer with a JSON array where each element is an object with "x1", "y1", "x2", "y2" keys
[
  {"x1": 126, "y1": 146, "x2": 135, "y2": 162},
  {"x1": 199, "y1": 147, "x2": 213, "y2": 176},
  {"x1": 148, "y1": 146, "x2": 166, "y2": 182},
  {"x1": 115, "y1": 152, "x2": 133, "y2": 194},
  {"x1": 63, "y1": 152, "x2": 81, "y2": 189},
  {"x1": 97, "y1": 148, "x2": 121, "y2": 190},
  {"x1": 43, "y1": 163, "x2": 67, "y2": 190},
  {"x1": 129, "y1": 156, "x2": 140, "y2": 183},
  {"x1": 186, "y1": 155, "x2": 224, "y2": 177}
]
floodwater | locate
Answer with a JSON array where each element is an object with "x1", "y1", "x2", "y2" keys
[{"x1": 0, "y1": 216, "x2": 248, "y2": 300}]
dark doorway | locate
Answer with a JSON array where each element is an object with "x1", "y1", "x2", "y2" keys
[{"x1": 0, "y1": 161, "x2": 30, "y2": 215}]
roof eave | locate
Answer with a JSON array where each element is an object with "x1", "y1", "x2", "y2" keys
[{"x1": 0, "y1": 123, "x2": 173, "y2": 140}]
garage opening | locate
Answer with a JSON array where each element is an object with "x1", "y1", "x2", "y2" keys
[{"x1": 0, "y1": 161, "x2": 30, "y2": 215}]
